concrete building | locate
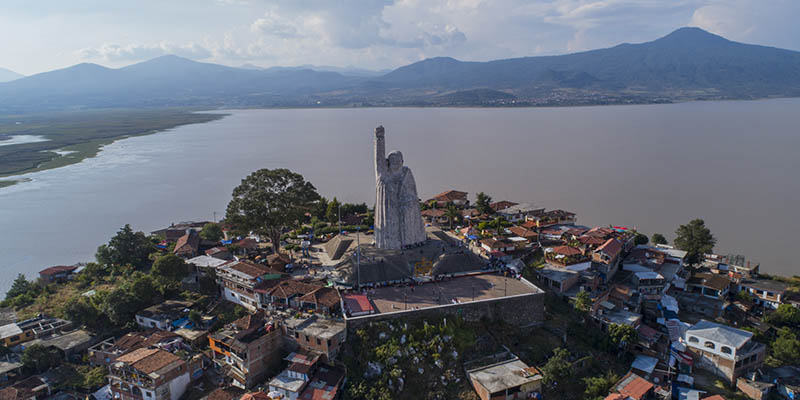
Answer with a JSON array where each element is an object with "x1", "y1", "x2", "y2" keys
[
  {"x1": 0, "y1": 315, "x2": 71, "y2": 347},
  {"x1": 467, "y1": 358, "x2": 542, "y2": 400},
  {"x1": 208, "y1": 311, "x2": 282, "y2": 389},
  {"x1": 109, "y1": 348, "x2": 190, "y2": 400},
  {"x1": 283, "y1": 316, "x2": 346, "y2": 362},
  {"x1": 135, "y1": 300, "x2": 195, "y2": 331},
  {"x1": 217, "y1": 260, "x2": 284, "y2": 311},
  {"x1": 496, "y1": 203, "x2": 544, "y2": 223},
  {"x1": 739, "y1": 278, "x2": 790, "y2": 309},
  {"x1": 684, "y1": 320, "x2": 766, "y2": 384}
]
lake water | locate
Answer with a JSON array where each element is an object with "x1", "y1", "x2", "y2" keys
[{"x1": 1, "y1": 99, "x2": 799, "y2": 293}]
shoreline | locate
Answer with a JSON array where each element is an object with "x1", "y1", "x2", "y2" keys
[{"x1": 0, "y1": 111, "x2": 228, "y2": 188}]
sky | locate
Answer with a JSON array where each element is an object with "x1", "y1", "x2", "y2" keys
[{"x1": 2, "y1": 0, "x2": 799, "y2": 75}]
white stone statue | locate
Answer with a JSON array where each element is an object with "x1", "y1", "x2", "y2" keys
[{"x1": 374, "y1": 125, "x2": 427, "y2": 249}]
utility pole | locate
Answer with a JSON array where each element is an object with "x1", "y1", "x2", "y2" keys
[{"x1": 338, "y1": 204, "x2": 342, "y2": 234}]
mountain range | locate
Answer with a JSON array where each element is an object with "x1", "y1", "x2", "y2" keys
[
  {"x1": 0, "y1": 68, "x2": 23, "y2": 83},
  {"x1": 1, "y1": 27, "x2": 799, "y2": 112}
]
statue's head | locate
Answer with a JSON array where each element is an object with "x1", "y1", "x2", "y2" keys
[{"x1": 388, "y1": 151, "x2": 404, "y2": 172}]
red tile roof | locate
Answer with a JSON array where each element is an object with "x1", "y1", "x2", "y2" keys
[
  {"x1": 421, "y1": 209, "x2": 446, "y2": 217},
  {"x1": 702, "y1": 396, "x2": 727, "y2": 400},
  {"x1": 299, "y1": 287, "x2": 341, "y2": 310},
  {"x1": 552, "y1": 245, "x2": 582, "y2": 256},
  {"x1": 116, "y1": 348, "x2": 181, "y2": 374},
  {"x1": 174, "y1": 231, "x2": 200, "y2": 255},
  {"x1": 596, "y1": 239, "x2": 623, "y2": 258},
  {"x1": 490, "y1": 201, "x2": 518, "y2": 211},
  {"x1": 39, "y1": 265, "x2": 78, "y2": 276},
  {"x1": 431, "y1": 190, "x2": 468, "y2": 202},
  {"x1": 578, "y1": 235, "x2": 606, "y2": 246},
  {"x1": 342, "y1": 293, "x2": 373, "y2": 314},
  {"x1": 617, "y1": 372, "x2": 653, "y2": 400},
  {"x1": 228, "y1": 260, "x2": 275, "y2": 278},
  {"x1": 509, "y1": 226, "x2": 537, "y2": 239}
]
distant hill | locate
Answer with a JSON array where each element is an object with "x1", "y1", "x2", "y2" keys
[
  {"x1": 0, "y1": 67, "x2": 23, "y2": 83},
  {"x1": 2, "y1": 27, "x2": 799, "y2": 112}
]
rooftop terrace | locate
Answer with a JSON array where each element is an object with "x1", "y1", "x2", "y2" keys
[{"x1": 350, "y1": 273, "x2": 541, "y2": 316}]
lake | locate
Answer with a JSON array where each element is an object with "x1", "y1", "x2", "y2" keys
[{"x1": 1, "y1": 99, "x2": 799, "y2": 292}]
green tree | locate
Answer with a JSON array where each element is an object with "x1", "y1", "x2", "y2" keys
[
  {"x1": 122, "y1": 272, "x2": 160, "y2": 303},
  {"x1": 200, "y1": 222, "x2": 224, "y2": 242},
  {"x1": 102, "y1": 288, "x2": 141, "y2": 327},
  {"x1": 5, "y1": 274, "x2": 31, "y2": 300},
  {"x1": 151, "y1": 253, "x2": 188, "y2": 282},
  {"x1": 583, "y1": 371, "x2": 620, "y2": 400},
  {"x1": 542, "y1": 347, "x2": 572, "y2": 386},
  {"x1": 476, "y1": 192, "x2": 493, "y2": 215},
  {"x1": 769, "y1": 304, "x2": 800, "y2": 327},
  {"x1": 674, "y1": 219, "x2": 716, "y2": 264},
  {"x1": 22, "y1": 344, "x2": 62, "y2": 373},
  {"x1": 83, "y1": 366, "x2": 108, "y2": 390},
  {"x1": 189, "y1": 310, "x2": 203, "y2": 328},
  {"x1": 62, "y1": 296, "x2": 101, "y2": 330},
  {"x1": 772, "y1": 328, "x2": 800, "y2": 365},
  {"x1": 444, "y1": 204, "x2": 460, "y2": 230},
  {"x1": 633, "y1": 232, "x2": 648, "y2": 246},
  {"x1": 651, "y1": 233, "x2": 668, "y2": 245},
  {"x1": 326, "y1": 197, "x2": 341, "y2": 224},
  {"x1": 95, "y1": 224, "x2": 156, "y2": 268},
  {"x1": 608, "y1": 323, "x2": 638, "y2": 348},
  {"x1": 226, "y1": 168, "x2": 320, "y2": 253},
  {"x1": 574, "y1": 290, "x2": 592, "y2": 313},
  {"x1": 312, "y1": 196, "x2": 329, "y2": 220}
]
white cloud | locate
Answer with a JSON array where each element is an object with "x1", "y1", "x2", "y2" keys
[
  {"x1": 58, "y1": 0, "x2": 800, "y2": 74},
  {"x1": 77, "y1": 41, "x2": 212, "y2": 62}
]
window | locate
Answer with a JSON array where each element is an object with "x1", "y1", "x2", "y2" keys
[
  {"x1": 9, "y1": 335, "x2": 18, "y2": 342},
  {"x1": 295, "y1": 332, "x2": 299, "y2": 339},
  {"x1": 704, "y1": 341, "x2": 715, "y2": 349},
  {"x1": 688, "y1": 336, "x2": 699, "y2": 343},
  {"x1": 305, "y1": 335, "x2": 309, "y2": 342},
  {"x1": 721, "y1": 346, "x2": 732, "y2": 355},
  {"x1": 316, "y1": 338, "x2": 321, "y2": 346},
  {"x1": 327, "y1": 339, "x2": 331, "y2": 347}
]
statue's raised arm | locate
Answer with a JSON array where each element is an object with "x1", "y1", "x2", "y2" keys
[{"x1": 374, "y1": 125, "x2": 386, "y2": 179}]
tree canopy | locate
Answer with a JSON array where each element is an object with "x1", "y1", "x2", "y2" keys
[
  {"x1": 633, "y1": 232, "x2": 648, "y2": 246},
  {"x1": 542, "y1": 347, "x2": 573, "y2": 386},
  {"x1": 583, "y1": 371, "x2": 620, "y2": 400},
  {"x1": 574, "y1": 290, "x2": 592, "y2": 313},
  {"x1": 326, "y1": 197, "x2": 341, "y2": 224},
  {"x1": 151, "y1": 253, "x2": 188, "y2": 282},
  {"x1": 608, "y1": 323, "x2": 638, "y2": 348},
  {"x1": 95, "y1": 224, "x2": 155, "y2": 268},
  {"x1": 651, "y1": 233, "x2": 668, "y2": 245},
  {"x1": 200, "y1": 222, "x2": 224, "y2": 242},
  {"x1": 226, "y1": 168, "x2": 320, "y2": 253},
  {"x1": 772, "y1": 328, "x2": 800, "y2": 365},
  {"x1": 5, "y1": 274, "x2": 32, "y2": 300},
  {"x1": 674, "y1": 219, "x2": 716, "y2": 264},
  {"x1": 476, "y1": 192, "x2": 492, "y2": 215},
  {"x1": 22, "y1": 344, "x2": 62, "y2": 373}
]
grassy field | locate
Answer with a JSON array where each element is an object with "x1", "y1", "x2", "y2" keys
[{"x1": 0, "y1": 108, "x2": 225, "y2": 182}]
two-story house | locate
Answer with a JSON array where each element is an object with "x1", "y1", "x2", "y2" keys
[
  {"x1": 216, "y1": 261, "x2": 285, "y2": 311},
  {"x1": 592, "y1": 238, "x2": 623, "y2": 282},
  {"x1": 739, "y1": 278, "x2": 790, "y2": 310},
  {"x1": 684, "y1": 320, "x2": 766, "y2": 384},
  {"x1": 208, "y1": 311, "x2": 282, "y2": 389},
  {"x1": 109, "y1": 348, "x2": 190, "y2": 400},
  {"x1": 282, "y1": 316, "x2": 346, "y2": 362}
]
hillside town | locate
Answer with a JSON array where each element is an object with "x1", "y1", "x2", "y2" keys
[
  {"x1": 2, "y1": 128, "x2": 799, "y2": 400},
  {"x1": 2, "y1": 185, "x2": 799, "y2": 400}
]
